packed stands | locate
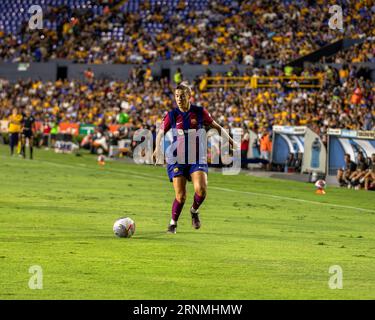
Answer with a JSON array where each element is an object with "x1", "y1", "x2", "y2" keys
[
  {"x1": 0, "y1": 1, "x2": 374, "y2": 191},
  {"x1": 1, "y1": 65, "x2": 373, "y2": 139},
  {"x1": 326, "y1": 39, "x2": 375, "y2": 64},
  {"x1": 1, "y1": 0, "x2": 374, "y2": 64}
]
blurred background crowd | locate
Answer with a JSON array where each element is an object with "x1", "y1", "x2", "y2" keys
[
  {"x1": 1, "y1": 64, "x2": 374, "y2": 140},
  {"x1": 0, "y1": 0, "x2": 374, "y2": 64},
  {"x1": 0, "y1": 0, "x2": 374, "y2": 189}
]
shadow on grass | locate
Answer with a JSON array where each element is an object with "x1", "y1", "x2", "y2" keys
[
  {"x1": 133, "y1": 231, "x2": 176, "y2": 241},
  {"x1": 133, "y1": 230, "x2": 206, "y2": 242}
]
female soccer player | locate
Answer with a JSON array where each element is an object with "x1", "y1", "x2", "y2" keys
[
  {"x1": 21, "y1": 108, "x2": 36, "y2": 159},
  {"x1": 8, "y1": 108, "x2": 23, "y2": 156},
  {"x1": 153, "y1": 83, "x2": 236, "y2": 234}
]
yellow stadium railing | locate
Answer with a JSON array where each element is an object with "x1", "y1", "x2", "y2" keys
[{"x1": 201, "y1": 76, "x2": 324, "y2": 90}]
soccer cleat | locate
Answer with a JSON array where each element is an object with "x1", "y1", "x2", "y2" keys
[
  {"x1": 191, "y1": 209, "x2": 201, "y2": 229},
  {"x1": 167, "y1": 224, "x2": 177, "y2": 234}
]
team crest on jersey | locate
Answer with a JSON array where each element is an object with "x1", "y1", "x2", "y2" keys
[
  {"x1": 191, "y1": 119, "x2": 197, "y2": 126},
  {"x1": 174, "y1": 168, "x2": 179, "y2": 173}
]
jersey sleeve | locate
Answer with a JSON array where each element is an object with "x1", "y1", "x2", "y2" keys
[
  {"x1": 202, "y1": 108, "x2": 214, "y2": 126},
  {"x1": 161, "y1": 112, "x2": 171, "y2": 132}
]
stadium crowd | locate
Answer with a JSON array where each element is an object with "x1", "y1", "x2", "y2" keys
[
  {"x1": 1, "y1": 64, "x2": 374, "y2": 137},
  {"x1": 1, "y1": 66, "x2": 374, "y2": 189},
  {"x1": 326, "y1": 39, "x2": 375, "y2": 64},
  {"x1": 0, "y1": 0, "x2": 374, "y2": 64}
]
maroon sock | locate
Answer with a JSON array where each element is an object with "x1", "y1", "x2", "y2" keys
[
  {"x1": 172, "y1": 199, "x2": 184, "y2": 223},
  {"x1": 192, "y1": 193, "x2": 206, "y2": 211}
]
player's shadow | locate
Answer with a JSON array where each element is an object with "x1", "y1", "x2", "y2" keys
[
  {"x1": 134, "y1": 231, "x2": 175, "y2": 241},
  {"x1": 134, "y1": 231, "x2": 197, "y2": 242}
]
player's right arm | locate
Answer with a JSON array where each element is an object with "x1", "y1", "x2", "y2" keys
[
  {"x1": 153, "y1": 112, "x2": 171, "y2": 165},
  {"x1": 153, "y1": 128, "x2": 165, "y2": 164}
]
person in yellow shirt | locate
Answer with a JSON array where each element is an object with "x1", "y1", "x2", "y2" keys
[
  {"x1": 339, "y1": 67, "x2": 349, "y2": 84},
  {"x1": 8, "y1": 108, "x2": 23, "y2": 156}
]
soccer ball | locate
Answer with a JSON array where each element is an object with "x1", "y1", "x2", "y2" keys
[
  {"x1": 315, "y1": 179, "x2": 326, "y2": 189},
  {"x1": 97, "y1": 155, "x2": 105, "y2": 165},
  {"x1": 113, "y1": 217, "x2": 136, "y2": 238}
]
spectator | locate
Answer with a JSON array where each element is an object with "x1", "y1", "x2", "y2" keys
[
  {"x1": 240, "y1": 129, "x2": 249, "y2": 169},
  {"x1": 84, "y1": 68, "x2": 95, "y2": 82},
  {"x1": 364, "y1": 154, "x2": 375, "y2": 191},
  {"x1": 348, "y1": 153, "x2": 368, "y2": 189},
  {"x1": 284, "y1": 153, "x2": 295, "y2": 172},
  {"x1": 173, "y1": 68, "x2": 183, "y2": 85},
  {"x1": 338, "y1": 65, "x2": 349, "y2": 85},
  {"x1": 8, "y1": 107, "x2": 22, "y2": 156},
  {"x1": 259, "y1": 128, "x2": 272, "y2": 170},
  {"x1": 39, "y1": 120, "x2": 51, "y2": 148},
  {"x1": 337, "y1": 154, "x2": 357, "y2": 187}
]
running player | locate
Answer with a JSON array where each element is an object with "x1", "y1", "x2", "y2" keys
[
  {"x1": 8, "y1": 108, "x2": 23, "y2": 156},
  {"x1": 21, "y1": 108, "x2": 36, "y2": 159},
  {"x1": 153, "y1": 83, "x2": 237, "y2": 234}
]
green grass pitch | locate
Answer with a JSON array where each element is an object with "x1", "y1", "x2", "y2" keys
[{"x1": 0, "y1": 145, "x2": 374, "y2": 300}]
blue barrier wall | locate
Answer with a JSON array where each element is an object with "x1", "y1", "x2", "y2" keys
[
  {"x1": 0, "y1": 59, "x2": 271, "y2": 82},
  {"x1": 1, "y1": 60, "x2": 373, "y2": 82}
]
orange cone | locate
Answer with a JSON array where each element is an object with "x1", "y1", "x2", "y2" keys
[{"x1": 97, "y1": 155, "x2": 105, "y2": 166}]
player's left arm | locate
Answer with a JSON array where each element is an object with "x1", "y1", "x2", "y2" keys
[
  {"x1": 209, "y1": 120, "x2": 239, "y2": 151},
  {"x1": 32, "y1": 118, "x2": 37, "y2": 134},
  {"x1": 203, "y1": 108, "x2": 238, "y2": 150}
]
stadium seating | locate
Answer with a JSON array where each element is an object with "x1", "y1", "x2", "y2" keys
[
  {"x1": 0, "y1": 0, "x2": 103, "y2": 34},
  {"x1": 1, "y1": 0, "x2": 373, "y2": 64},
  {"x1": 1, "y1": 65, "x2": 373, "y2": 137}
]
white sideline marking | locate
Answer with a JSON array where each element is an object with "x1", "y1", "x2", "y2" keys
[
  {"x1": 4, "y1": 156, "x2": 374, "y2": 214},
  {"x1": 212, "y1": 187, "x2": 375, "y2": 214}
]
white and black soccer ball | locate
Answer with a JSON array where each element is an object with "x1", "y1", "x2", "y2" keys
[
  {"x1": 315, "y1": 179, "x2": 326, "y2": 189},
  {"x1": 113, "y1": 217, "x2": 136, "y2": 238}
]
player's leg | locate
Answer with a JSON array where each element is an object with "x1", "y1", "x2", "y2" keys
[
  {"x1": 364, "y1": 174, "x2": 373, "y2": 190},
  {"x1": 349, "y1": 170, "x2": 359, "y2": 187},
  {"x1": 357, "y1": 171, "x2": 366, "y2": 189},
  {"x1": 358, "y1": 171, "x2": 368, "y2": 188},
  {"x1": 12, "y1": 133, "x2": 20, "y2": 156},
  {"x1": 337, "y1": 169, "x2": 344, "y2": 185},
  {"x1": 349, "y1": 170, "x2": 360, "y2": 188},
  {"x1": 21, "y1": 133, "x2": 26, "y2": 158},
  {"x1": 17, "y1": 133, "x2": 22, "y2": 155},
  {"x1": 349, "y1": 171, "x2": 356, "y2": 180},
  {"x1": 9, "y1": 133, "x2": 14, "y2": 156},
  {"x1": 190, "y1": 170, "x2": 208, "y2": 229},
  {"x1": 167, "y1": 175, "x2": 187, "y2": 233},
  {"x1": 29, "y1": 135, "x2": 34, "y2": 159},
  {"x1": 343, "y1": 170, "x2": 351, "y2": 185},
  {"x1": 365, "y1": 172, "x2": 375, "y2": 190},
  {"x1": 191, "y1": 170, "x2": 207, "y2": 209}
]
